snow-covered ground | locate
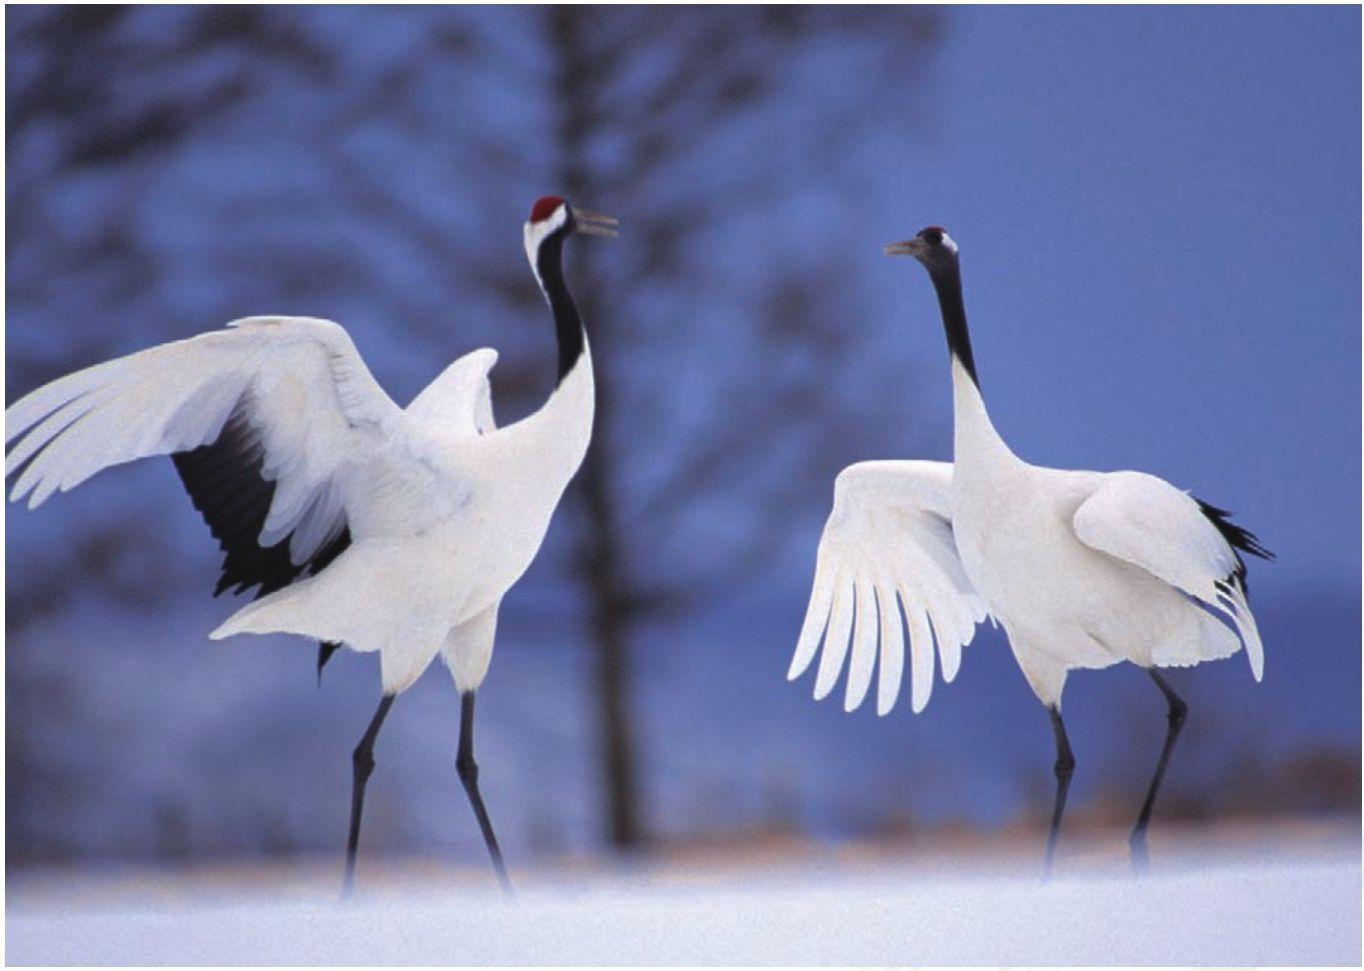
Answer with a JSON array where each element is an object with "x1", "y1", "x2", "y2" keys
[{"x1": 9, "y1": 827, "x2": 1359, "y2": 965}]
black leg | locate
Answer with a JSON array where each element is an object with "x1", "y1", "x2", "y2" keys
[
  {"x1": 1044, "y1": 705, "x2": 1076, "y2": 877},
  {"x1": 457, "y1": 692, "x2": 512, "y2": 894},
  {"x1": 1130, "y1": 669, "x2": 1187, "y2": 870},
  {"x1": 342, "y1": 693, "x2": 395, "y2": 898}
]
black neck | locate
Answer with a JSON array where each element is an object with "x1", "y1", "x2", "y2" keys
[
  {"x1": 535, "y1": 231, "x2": 586, "y2": 385},
  {"x1": 928, "y1": 259, "x2": 978, "y2": 387}
]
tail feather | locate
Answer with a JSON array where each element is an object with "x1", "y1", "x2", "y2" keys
[
  {"x1": 317, "y1": 640, "x2": 342, "y2": 685},
  {"x1": 1218, "y1": 577, "x2": 1264, "y2": 681},
  {"x1": 1195, "y1": 498, "x2": 1273, "y2": 592}
]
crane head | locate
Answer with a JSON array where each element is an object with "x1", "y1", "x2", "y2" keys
[
  {"x1": 884, "y1": 225, "x2": 959, "y2": 264},
  {"x1": 524, "y1": 196, "x2": 618, "y2": 248},
  {"x1": 523, "y1": 197, "x2": 619, "y2": 294}
]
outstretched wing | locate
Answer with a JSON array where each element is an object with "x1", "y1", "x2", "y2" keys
[
  {"x1": 788, "y1": 460, "x2": 988, "y2": 716},
  {"x1": 5, "y1": 316, "x2": 451, "y2": 600},
  {"x1": 1072, "y1": 471, "x2": 1269, "y2": 680},
  {"x1": 406, "y1": 348, "x2": 498, "y2": 436}
]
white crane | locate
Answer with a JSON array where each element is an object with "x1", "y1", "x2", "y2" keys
[
  {"x1": 788, "y1": 225, "x2": 1270, "y2": 871},
  {"x1": 5, "y1": 195, "x2": 617, "y2": 894}
]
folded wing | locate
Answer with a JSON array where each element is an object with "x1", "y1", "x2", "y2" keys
[
  {"x1": 5, "y1": 316, "x2": 452, "y2": 600},
  {"x1": 1072, "y1": 471, "x2": 1267, "y2": 680},
  {"x1": 406, "y1": 348, "x2": 498, "y2": 436},
  {"x1": 788, "y1": 460, "x2": 988, "y2": 715}
]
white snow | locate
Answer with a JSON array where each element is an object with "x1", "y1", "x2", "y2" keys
[{"x1": 8, "y1": 841, "x2": 1359, "y2": 965}]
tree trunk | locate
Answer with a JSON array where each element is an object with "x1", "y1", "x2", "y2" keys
[{"x1": 548, "y1": 6, "x2": 643, "y2": 850}]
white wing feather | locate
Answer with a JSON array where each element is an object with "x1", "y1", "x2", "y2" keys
[
  {"x1": 1072, "y1": 471, "x2": 1264, "y2": 680},
  {"x1": 406, "y1": 348, "x2": 498, "y2": 436},
  {"x1": 5, "y1": 317, "x2": 454, "y2": 563},
  {"x1": 789, "y1": 460, "x2": 988, "y2": 715}
]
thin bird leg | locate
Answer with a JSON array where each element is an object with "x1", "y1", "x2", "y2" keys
[
  {"x1": 1129, "y1": 669, "x2": 1188, "y2": 871},
  {"x1": 342, "y1": 693, "x2": 395, "y2": 898},
  {"x1": 456, "y1": 691, "x2": 512, "y2": 894},
  {"x1": 1044, "y1": 705, "x2": 1076, "y2": 877}
]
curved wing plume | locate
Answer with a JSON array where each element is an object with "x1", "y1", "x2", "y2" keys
[{"x1": 788, "y1": 460, "x2": 988, "y2": 715}]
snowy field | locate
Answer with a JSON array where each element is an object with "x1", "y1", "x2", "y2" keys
[{"x1": 8, "y1": 825, "x2": 1359, "y2": 965}]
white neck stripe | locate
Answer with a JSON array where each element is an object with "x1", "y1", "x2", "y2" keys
[{"x1": 523, "y1": 204, "x2": 569, "y2": 296}]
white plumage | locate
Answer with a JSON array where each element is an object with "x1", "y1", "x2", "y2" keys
[
  {"x1": 6, "y1": 315, "x2": 587, "y2": 694},
  {"x1": 790, "y1": 225, "x2": 1270, "y2": 869},
  {"x1": 1071, "y1": 470, "x2": 1261, "y2": 676},
  {"x1": 789, "y1": 371, "x2": 1263, "y2": 718}
]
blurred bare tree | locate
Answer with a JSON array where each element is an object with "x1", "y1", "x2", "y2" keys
[{"x1": 534, "y1": 6, "x2": 943, "y2": 847}]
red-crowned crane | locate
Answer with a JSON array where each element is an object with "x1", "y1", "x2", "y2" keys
[
  {"x1": 789, "y1": 225, "x2": 1270, "y2": 872},
  {"x1": 5, "y1": 196, "x2": 617, "y2": 895}
]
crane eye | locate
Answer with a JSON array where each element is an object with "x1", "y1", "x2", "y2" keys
[{"x1": 920, "y1": 227, "x2": 944, "y2": 246}]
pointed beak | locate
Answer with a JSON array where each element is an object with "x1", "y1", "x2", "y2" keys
[
  {"x1": 883, "y1": 238, "x2": 925, "y2": 257},
  {"x1": 575, "y1": 208, "x2": 619, "y2": 237}
]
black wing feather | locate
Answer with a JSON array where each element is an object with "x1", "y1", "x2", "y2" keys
[{"x1": 172, "y1": 405, "x2": 351, "y2": 601}]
